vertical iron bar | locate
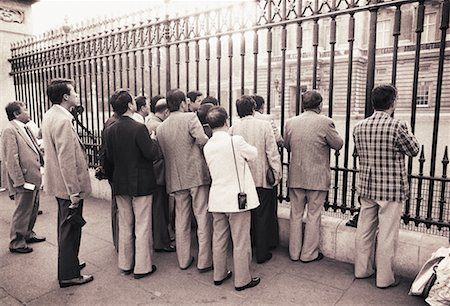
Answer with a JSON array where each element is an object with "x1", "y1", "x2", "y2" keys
[
  {"x1": 228, "y1": 33, "x2": 233, "y2": 124},
  {"x1": 391, "y1": 5, "x2": 401, "y2": 85},
  {"x1": 427, "y1": 0, "x2": 449, "y2": 223},
  {"x1": 148, "y1": 48, "x2": 153, "y2": 97},
  {"x1": 165, "y1": 15, "x2": 171, "y2": 92},
  {"x1": 415, "y1": 146, "x2": 425, "y2": 225},
  {"x1": 240, "y1": 32, "x2": 245, "y2": 96},
  {"x1": 438, "y1": 147, "x2": 448, "y2": 227},
  {"x1": 295, "y1": 3, "x2": 303, "y2": 116},
  {"x1": 195, "y1": 40, "x2": 200, "y2": 91},
  {"x1": 185, "y1": 42, "x2": 190, "y2": 92},
  {"x1": 206, "y1": 39, "x2": 210, "y2": 95},
  {"x1": 217, "y1": 36, "x2": 222, "y2": 103},
  {"x1": 328, "y1": 15, "x2": 336, "y2": 118},
  {"x1": 365, "y1": 5, "x2": 379, "y2": 118},
  {"x1": 253, "y1": 30, "x2": 258, "y2": 94},
  {"x1": 266, "y1": 27, "x2": 273, "y2": 114}
]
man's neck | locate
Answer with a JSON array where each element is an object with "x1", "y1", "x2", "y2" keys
[
  {"x1": 155, "y1": 113, "x2": 165, "y2": 121},
  {"x1": 212, "y1": 126, "x2": 228, "y2": 134},
  {"x1": 59, "y1": 101, "x2": 72, "y2": 112}
]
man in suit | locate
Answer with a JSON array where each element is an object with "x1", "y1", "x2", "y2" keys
[
  {"x1": 41, "y1": 78, "x2": 93, "y2": 288},
  {"x1": 156, "y1": 89, "x2": 213, "y2": 272},
  {"x1": 284, "y1": 90, "x2": 343, "y2": 263},
  {"x1": 230, "y1": 95, "x2": 282, "y2": 264},
  {"x1": 353, "y1": 84, "x2": 419, "y2": 288},
  {"x1": 2, "y1": 101, "x2": 45, "y2": 254},
  {"x1": 145, "y1": 98, "x2": 174, "y2": 253},
  {"x1": 187, "y1": 90, "x2": 203, "y2": 113},
  {"x1": 253, "y1": 95, "x2": 284, "y2": 147},
  {"x1": 103, "y1": 89, "x2": 161, "y2": 279},
  {"x1": 132, "y1": 95, "x2": 149, "y2": 124}
]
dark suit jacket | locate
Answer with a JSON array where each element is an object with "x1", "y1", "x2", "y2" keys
[{"x1": 103, "y1": 115, "x2": 161, "y2": 196}]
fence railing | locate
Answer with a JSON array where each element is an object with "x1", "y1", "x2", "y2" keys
[{"x1": 9, "y1": 0, "x2": 450, "y2": 235}]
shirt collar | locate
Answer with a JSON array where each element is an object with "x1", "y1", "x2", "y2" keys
[
  {"x1": 13, "y1": 119, "x2": 26, "y2": 128},
  {"x1": 212, "y1": 130, "x2": 229, "y2": 138}
]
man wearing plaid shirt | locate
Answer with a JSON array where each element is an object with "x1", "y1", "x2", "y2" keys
[{"x1": 353, "y1": 84, "x2": 420, "y2": 289}]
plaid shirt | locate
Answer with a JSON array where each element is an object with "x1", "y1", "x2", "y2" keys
[{"x1": 353, "y1": 111, "x2": 420, "y2": 202}]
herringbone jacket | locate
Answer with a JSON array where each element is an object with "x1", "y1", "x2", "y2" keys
[{"x1": 353, "y1": 111, "x2": 420, "y2": 202}]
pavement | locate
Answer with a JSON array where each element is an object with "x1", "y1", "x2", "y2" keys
[{"x1": 0, "y1": 191, "x2": 427, "y2": 305}]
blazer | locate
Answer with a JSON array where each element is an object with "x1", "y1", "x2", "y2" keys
[
  {"x1": 156, "y1": 111, "x2": 210, "y2": 193},
  {"x1": 1, "y1": 121, "x2": 42, "y2": 191},
  {"x1": 353, "y1": 111, "x2": 420, "y2": 202},
  {"x1": 204, "y1": 132, "x2": 260, "y2": 213},
  {"x1": 41, "y1": 105, "x2": 92, "y2": 200},
  {"x1": 229, "y1": 116, "x2": 282, "y2": 189},
  {"x1": 103, "y1": 115, "x2": 161, "y2": 196},
  {"x1": 284, "y1": 110, "x2": 343, "y2": 191},
  {"x1": 254, "y1": 112, "x2": 284, "y2": 147}
]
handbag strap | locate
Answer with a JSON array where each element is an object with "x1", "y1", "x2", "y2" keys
[{"x1": 231, "y1": 136, "x2": 245, "y2": 193}]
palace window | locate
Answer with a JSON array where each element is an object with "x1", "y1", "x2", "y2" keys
[
  {"x1": 423, "y1": 13, "x2": 437, "y2": 43},
  {"x1": 376, "y1": 19, "x2": 392, "y2": 48},
  {"x1": 417, "y1": 82, "x2": 431, "y2": 107}
]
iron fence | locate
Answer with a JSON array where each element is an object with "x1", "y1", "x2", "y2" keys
[{"x1": 9, "y1": 0, "x2": 450, "y2": 235}]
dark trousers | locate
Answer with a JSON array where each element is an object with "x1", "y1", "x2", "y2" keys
[
  {"x1": 56, "y1": 197, "x2": 83, "y2": 281},
  {"x1": 152, "y1": 185, "x2": 170, "y2": 249},
  {"x1": 10, "y1": 189, "x2": 40, "y2": 249},
  {"x1": 252, "y1": 187, "x2": 279, "y2": 262}
]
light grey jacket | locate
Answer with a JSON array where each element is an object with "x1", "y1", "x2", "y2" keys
[
  {"x1": 284, "y1": 110, "x2": 343, "y2": 191},
  {"x1": 156, "y1": 111, "x2": 210, "y2": 193},
  {"x1": 230, "y1": 116, "x2": 282, "y2": 189},
  {"x1": 41, "y1": 105, "x2": 92, "y2": 200},
  {"x1": 1, "y1": 120, "x2": 42, "y2": 192}
]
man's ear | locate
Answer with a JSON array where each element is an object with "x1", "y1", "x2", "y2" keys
[{"x1": 13, "y1": 111, "x2": 20, "y2": 118}]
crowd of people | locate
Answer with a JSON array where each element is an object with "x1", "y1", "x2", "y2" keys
[{"x1": 0, "y1": 79, "x2": 419, "y2": 291}]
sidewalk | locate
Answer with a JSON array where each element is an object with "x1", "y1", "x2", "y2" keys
[{"x1": 0, "y1": 191, "x2": 426, "y2": 305}]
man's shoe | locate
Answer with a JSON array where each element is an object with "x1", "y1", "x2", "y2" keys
[
  {"x1": 120, "y1": 269, "x2": 133, "y2": 276},
  {"x1": 256, "y1": 252, "x2": 272, "y2": 264},
  {"x1": 377, "y1": 278, "x2": 400, "y2": 289},
  {"x1": 26, "y1": 236, "x2": 46, "y2": 243},
  {"x1": 214, "y1": 271, "x2": 232, "y2": 286},
  {"x1": 59, "y1": 275, "x2": 94, "y2": 288},
  {"x1": 235, "y1": 277, "x2": 261, "y2": 291},
  {"x1": 300, "y1": 252, "x2": 324, "y2": 263},
  {"x1": 37, "y1": 210, "x2": 43, "y2": 215},
  {"x1": 134, "y1": 265, "x2": 157, "y2": 279},
  {"x1": 10, "y1": 247, "x2": 33, "y2": 254},
  {"x1": 155, "y1": 245, "x2": 176, "y2": 253},
  {"x1": 79, "y1": 261, "x2": 86, "y2": 270},
  {"x1": 180, "y1": 256, "x2": 195, "y2": 270},
  {"x1": 198, "y1": 265, "x2": 213, "y2": 273}
]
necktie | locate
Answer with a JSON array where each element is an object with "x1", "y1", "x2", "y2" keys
[{"x1": 24, "y1": 126, "x2": 44, "y2": 166}]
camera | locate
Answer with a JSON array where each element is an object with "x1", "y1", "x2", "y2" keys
[
  {"x1": 238, "y1": 192, "x2": 247, "y2": 210},
  {"x1": 70, "y1": 105, "x2": 84, "y2": 117}
]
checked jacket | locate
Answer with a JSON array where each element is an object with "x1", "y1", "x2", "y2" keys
[{"x1": 353, "y1": 111, "x2": 420, "y2": 202}]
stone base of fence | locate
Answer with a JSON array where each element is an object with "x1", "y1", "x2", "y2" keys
[{"x1": 89, "y1": 170, "x2": 449, "y2": 278}]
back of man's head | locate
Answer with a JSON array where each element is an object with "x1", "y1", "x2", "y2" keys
[
  {"x1": 302, "y1": 90, "x2": 322, "y2": 110},
  {"x1": 47, "y1": 78, "x2": 74, "y2": 105},
  {"x1": 135, "y1": 96, "x2": 147, "y2": 112},
  {"x1": 110, "y1": 89, "x2": 132, "y2": 115},
  {"x1": 166, "y1": 89, "x2": 186, "y2": 112},
  {"x1": 206, "y1": 106, "x2": 228, "y2": 129},
  {"x1": 154, "y1": 98, "x2": 168, "y2": 114},
  {"x1": 197, "y1": 103, "x2": 214, "y2": 124},
  {"x1": 371, "y1": 84, "x2": 397, "y2": 111},
  {"x1": 5, "y1": 101, "x2": 25, "y2": 121},
  {"x1": 201, "y1": 96, "x2": 219, "y2": 106},
  {"x1": 150, "y1": 95, "x2": 164, "y2": 113},
  {"x1": 236, "y1": 95, "x2": 256, "y2": 118},
  {"x1": 252, "y1": 95, "x2": 265, "y2": 112}
]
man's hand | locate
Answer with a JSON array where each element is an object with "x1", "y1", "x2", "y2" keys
[{"x1": 69, "y1": 193, "x2": 81, "y2": 209}]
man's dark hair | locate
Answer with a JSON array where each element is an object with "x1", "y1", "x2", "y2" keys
[
  {"x1": 206, "y1": 106, "x2": 228, "y2": 129},
  {"x1": 135, "y1": 96, "x2": 147, "y2": 112},
  {"x1": 110, "y1": 89, "x2": 132, "y2": 115},
  {"x1": 372, "y1": 84, "x2": 397, "y2": 111},
  {"x1": 201, "y1": 96, "x2": 219, "y2": 106},
  {"x1": 236, "y1": 95, "x2": 256, "y2": 118},
  {"x1": 302, "y1": 90, "x2": 323, "y2": 110},
  {"x1": 154, "y1": 99, "x2": 168, "y2": 113},
  {"x1": 5, "y1": 101, "x2": 25, "y2": 121},
  {"x1": 166, "y1": 89, "x2": 186, "y2": 112},
  {"x1": 252, "y1": 95, "x2": 265, "y2": 112},
  {"x1": 197, "y1": 103, "x2": 215, "y2": 124},
  {"x1": 187, "y1": 91, "x2": 202, "y2": 103},
  {"x1": 150, "y1": 95, "x2": 164, "y2": 113},
  {"x1": 46, "y1": 78, "x2": 74, "y2": 105}
]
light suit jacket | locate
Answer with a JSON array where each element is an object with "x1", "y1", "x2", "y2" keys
[
  {"x1": 41, "y1": 105, "x2": 92, "y2": 200},
  {"x1": 1, "y1": 120, "x2": 42, "y2": 192},
  {"x1": 284, "y1": 110, "x2": 343, "y2": 191},
  {"x1": 204, "y1": 132, "x2": 259, "y2": 213},
  {"x1": 156, "y1": 111, "x2": 210, "y2": 193},
  {"x1": 230, "y1": 116, "x2": 282, "y2": 189}
]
